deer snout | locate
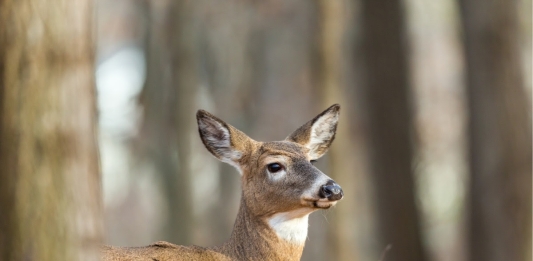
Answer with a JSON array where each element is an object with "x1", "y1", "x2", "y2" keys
[{"x1": 319, "y1": 180, "x2": 343, "y2": 201}]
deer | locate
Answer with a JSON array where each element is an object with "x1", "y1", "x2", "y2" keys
[{"x1": 102, "y1": 104, "x2": 344, "y2": 261}]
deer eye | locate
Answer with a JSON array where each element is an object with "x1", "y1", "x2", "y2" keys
[{"x1": 267, "y1": 163, "x2": 284, "y2": 173}]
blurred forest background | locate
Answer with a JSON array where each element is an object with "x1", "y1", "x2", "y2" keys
[{"x1": 0, "y1": 0, "x2": 531, "y2": 261}]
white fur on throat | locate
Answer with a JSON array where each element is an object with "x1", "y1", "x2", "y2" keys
[{"x1": 267, "y1": 210, "x2": 311, "y2": 245}]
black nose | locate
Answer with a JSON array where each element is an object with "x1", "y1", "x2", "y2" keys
[{"x1": 319, "y1": 180, "x2": 343, "y2": 201}]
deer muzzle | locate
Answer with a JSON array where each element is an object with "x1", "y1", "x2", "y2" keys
[{"x1": 319, "y1": 180, "x2": 343, "y2": 201}]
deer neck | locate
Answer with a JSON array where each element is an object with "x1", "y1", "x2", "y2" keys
[{"x1": 216, "y1": 198, "x2": 309, "y2": 261}]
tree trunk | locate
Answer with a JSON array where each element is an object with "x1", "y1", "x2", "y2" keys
[
  {"x1": 459, "y1": 0, "x2": 532, "y2": 260},
  {"x1": 358, "y1": 0, "x2": 427, "y2": 260},
  {"x1": 0, "y1": 1, "x2": 102, "y2": 260},
  {"x1": 138, "y1": 0, "x2": 197, "y2": 244},
  {"x1": 314, "y1": 0, "x2": 364, "y2": 260}
]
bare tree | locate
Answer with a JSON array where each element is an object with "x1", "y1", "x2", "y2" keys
[
  {"x1": 459, "y1": 0, "x2": 532, "y2": 260},
  {"x1": 313, "y1": 0, "x2": 366, "y2": 260},
  {"x1": 137, "y1": 0, "x2": 198, "y2": 244},
  {"x1": 358, "y1": 0, "x2": 427, "y2": 260},
  {"x1": 0, "y1": 1, "x2": 102, "y2": 260}
]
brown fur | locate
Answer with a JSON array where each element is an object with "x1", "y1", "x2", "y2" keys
[
  {"x1": 102, "y1": 104, "x2": 341, "y2": 261},
  {"x1": 102, "y1": 198, "x2": 303, "y2": 261}
]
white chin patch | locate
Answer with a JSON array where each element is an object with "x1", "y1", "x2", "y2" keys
[
  {"x1": 266, "y1": 209, "x2": 313, "y2": 245},
  {"x1": 315, "y1": 199, "x2": 337, "y2": 208}
]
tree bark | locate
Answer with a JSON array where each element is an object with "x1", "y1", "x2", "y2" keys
[
  {"x1": 138, "y1": 0, "x2": 197, "y2": 244},
  {"x1": 314, "y1": 0, "x2": 364, "y2": 260},
  {"x1": 0, "y1": 1, "x2": 102, "y2": 260},
  {"x1": 358, "y1": 0, "x2": 427, "y2": 260},
  {"x1": 459, "y1": 0, "x2": 532, "y2": 260}
]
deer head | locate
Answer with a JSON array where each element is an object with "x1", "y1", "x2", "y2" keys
[{"x1": 196, "y1": 104, "x2": 343, "y2": 245}]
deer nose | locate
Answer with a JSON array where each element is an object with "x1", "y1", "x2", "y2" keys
[{"x1": 319, "y1": 180, "x2": 343, "y2": 201}]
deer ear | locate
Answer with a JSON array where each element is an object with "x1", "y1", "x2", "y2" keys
[
  {"x1": 197, "y1": 110, "x2": 251, "y2": 171},
  {"x1": 286, "y1": 104, "x2": 340, "y2": 160}
]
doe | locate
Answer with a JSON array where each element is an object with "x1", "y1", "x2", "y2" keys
[{"x1": 102, "y1": 104, "x2": 344, "y2": 261}]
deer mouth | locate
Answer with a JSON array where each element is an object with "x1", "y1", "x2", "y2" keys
[{"x1": 303, "y1": 198, "x2": 338, "y2": 209}]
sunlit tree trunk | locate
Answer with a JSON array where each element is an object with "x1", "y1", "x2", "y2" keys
[
  {"x1": 0, "y1": 1, "x2": 102, "y2": 260},
  {"x1": 358, "y1": 0, "x2": 427, "y2": 260},
  {"x1": 459, "y1": 0, "x2": 532, "y2": 260},
  {"x1": 314, "y1": 0, "x2": 365, "y2": 260}
]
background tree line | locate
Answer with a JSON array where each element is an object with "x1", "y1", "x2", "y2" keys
[{"x1": 0, "y1": 0, "x2": 530, "y2": 260}]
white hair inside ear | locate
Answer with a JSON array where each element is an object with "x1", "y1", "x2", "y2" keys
[
  {"x1": 307, "y1": 111, "x2": 339, "y2": 159},
  {"x1": 284, "y1": 104, "x2": 340, "y2": 160},
  {"x1": 197, "y1": 110, "x2": 243, "y2": 174}
]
